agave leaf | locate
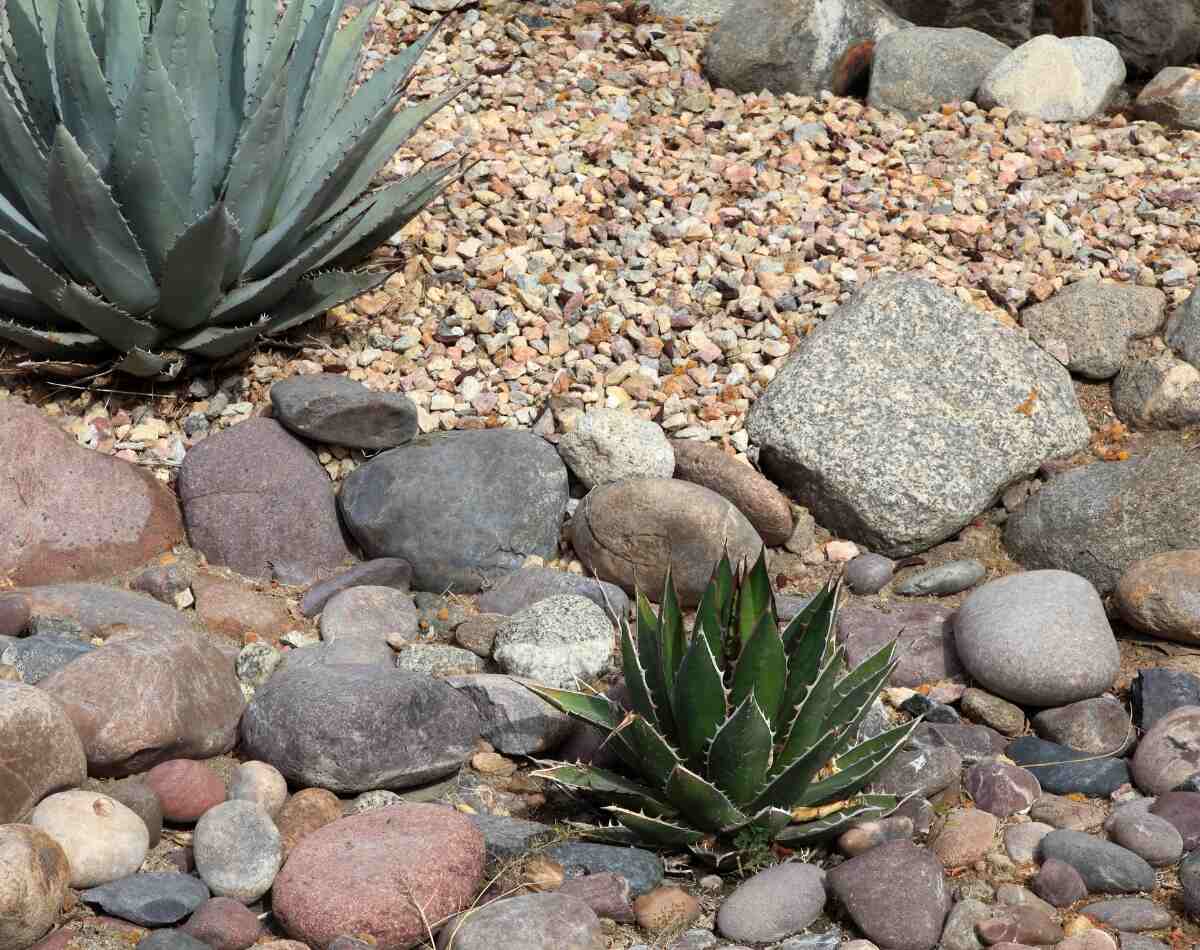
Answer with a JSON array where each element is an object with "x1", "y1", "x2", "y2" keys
[
  {"x1": 291, "y1": 0, "x2": 377, "y2": 154},
  {"x1": 774, "y1": 645, "x2": 845, "y2": 773},
  {"x1": 113, "y1": 347, "x2": 184, "y2": 379},
  {"x1": 54, "y1": 0, "x2": 115, "y2": 169},
  {"x1": 665, "y1": 763, "x2": 747, "y2": 834},
  {"x1": 524, "y1": 684, "x2": 626, "y2": 733},
  {"x1": 705, "y1": 696, "x2": 773, "y2": 808},
  {"x1": 605, "y1": 808, "x2": 707, "y2": 847},
  {"x1": 0, "y1": 64, "x2": 52, "y2": 236},
  {"x1": 0, "y1": 318, "x2": 104, "y2": 355},
  {"x1": 739, "y1": 805, "x2": 794, "y2": 839},
  {"x1": 620, "y1": 617, "x2": 660, "y2": 728},
  {"x1": 4, "y1": 0, "x2": 57, "y2": 144},
  {"x1": 257, "y1": 0, "x2": 305, "y2": 101},
  {"x1": 796, "y1": 720, "x2": 920, "y2": 807},
  {"x1": 211, "y1": 0, "x2": 246, "y2": 176},
  {"x1": 47, "y1": 125, "x2": 158, "y2": 314},
  {"x1": 750, "y1": 726, "x2": 842, "y2": 813},
  {"x1": 157, "y1": 202, "x2": 241, "y2": 331},
  {"x1": 658, "y1": 568, "x2": 686, "y2": 693},
  {"x1": 780, "y1": 581, "x2": 839, "y2": 715},
  {"x1": 261, "y1": 269, "x2": 388, "y2": 337},
  {"x1": 0, "y1": 272, "x2": 60, "y2": 324},
  {"x1": 782, "y1": 577, "x2": 840, "y2": 650},
  {"x1": 671, "y1": 630, "x2": 727, "y2": 767},
  {"x1": 824, "y1": 640, "x2": 898, "y2": 735},
  {"x1": 223, "y1": 62, "x2": 288, "y2": 270},
  {"x1": 154, "y1": 0, "x2": 220, "y2": 210},
  {"x1": 623, "y1": 714, "x2": 685, "y2": 792},
  {"x1": 102, "y1": 0, "x2": 146, "y2": 116},
  {"x1": 530, "y1": 764, "x2": 677, "y2": 818},
  {"x1": 734, "y1": 548, "x2": 773, "y2": 650},
  {"x1": 0, "y1": 229, "x2": 162, "y2": 350},
  {"x1": 774, "y1": 794, "x2": 901, "y2": 846},
  {"x1": 284, "y1": 0, "x2": 336, "y2": 134},
  {"x1": 0, "y1": 190, "x2": 59, "y2": 269},
  {"x1": 728, "y1": 610, "x2": 787, "y2": 728},
  {"x1": 240, "y1": 0, "x2": 274, "y2": 114},
  {"x1": 693, "y1": 572, "x2": 725, "y2": 663},
  {"x1": 563, "y1": 820, "x2": 643, "y2": 846},
  {"x1": 169, "y1": 313, "x2": 269, "y2": 358}
]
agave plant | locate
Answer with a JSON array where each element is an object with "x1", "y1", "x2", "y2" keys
[
  {"x1": 0, "y1": 0, "x2": 463, "y2": 376},
  {"x1": 529, "y1": 553, "x2": 918, "y2": 857}
]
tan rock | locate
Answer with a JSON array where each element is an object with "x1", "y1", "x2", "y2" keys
[
  {"x1": 193, "y1": 573, "x2": 294, "y2": 643},
  {"x1": 1116, "y1": 550, "x2": 1200, "y2": 643},
  {"x1": 929, "y1": 807, "x2": 998, "y2": 867},
  {"x1": 276, "y1": 788, "x2": 343, "y2": 857},
  {"x1": 671, "y1": 440, "x2": 793, "y2": 545},
  {"x1": 0, "y1": 683, "x2": 86, "y2": 824},
  {"x1": 632, "y1": 886, "x2": 702, "y2": 932},
  {"x1": 0, "y1": 824, "x2": 70, "y2": 950}
]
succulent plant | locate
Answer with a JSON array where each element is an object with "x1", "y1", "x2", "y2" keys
[
  {"x1": 529, "y1": 553, "x2": 918, "y2": 856},
  {"x1": 0, "y1": 0, "x2": 463, "y2": 376}
]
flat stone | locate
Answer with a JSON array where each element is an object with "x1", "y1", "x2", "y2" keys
[
  {"x1": 192, "y1": 575, "x2": 293, "y2": 643},
  {"x1": 446, "y1": 674, "x2": 572, "y2": 755},
  {"x1": 467, "y1": 814, "x2": 554, "y2": 862},
  {"x1": 557, "y1": 408, "x2": 674, "y2": 490},
  {"x1": 1132, "y1": 706, "x2": 1200, "y2": 795},
  {"x1": 299, "y1": 558, "x2": 413, "y2": 617},
  {"x1": 837, "y1": 602, "x2": 964, "y2": 688},
  {"x1": 1032, "y1": 695, "x2": 1134, "y2": 756},
  {"x1": 1039, "y1": 830, "x2": 1156, "y2": 894},
  {"x1": 1030, "y1": 794, "x2": 1107, "y2": 832},
  {"x1": 908, "y1": 722, "x2": 1006, "y2": 764},
  {"x1": 1137, "y1": 66, "x2": 1200, "y2": 130},
  {"x1": 81, "y1": 873, "x2": 210, "y2": 926},
  {"x1": 557, "y1": 873, "x2": 635, "y2": 924},
  {"x1": 32, "y1": 790, "x2": 149, "y2": 888},
  {"x1": 1132, "y1": 668, "x2": 1200, "y2": 730},
  {"x1": 319, "y1": 586, "x2": 418, "y2": 646},
  {"x1": 715, "y1": 863, "x2": 826, "y2": 943},
  {"x1": 872, "y1": 746, "x2": 962, "y2": 798},
  {"x1": 178, "y1": 418, "x2": 352, "y2": 586},
  {"x1": 435, "y1": 892, "x2": 604, "y2": 950},
  {"x1": 1004, "y1": 821, "x2": 1054, "y2": 864},
  {"x1": 240, "y1": 661, "x2": 479, "y2": 793},
  {"x1": 22, "y1": 584, "x2": 197, "y2": 637},
  {"x1": 930, "y1": 808, "x2": 998, "y2": 867},
  {"x1": 1007, "y1": 736, "x2": 1130, "y2": 796},
  {"x1": 492, "y1": 595, "x2": 612, "y2": 688},
  {"x1": 837, "y1": 817, "x2": 914, "y2": 857},
  {"x1": 976, "y1": 905, "x2": 1064, "y2": 945},
  {"x1": 0, "y1": 824, "x2": 70, "y2": 950},
  {"x1": 2, "y1": 635, "x2": 94, "y2": 683},
  {"x1": 1116, "y1": 550, "x2": 1200, "y2": 644},
  {"x1": 966, "y1": 759, "x2": 1041, "y2": 817},
  {"x1": 0, "y1": 399, "x2": 184, "y2": 586},
  {"x1": 1082, "y1": 897, "x2": 1173, "y2": 931},
  {"x1": 0, "y1": 681, "x2": 86, "y2": 823},
  {"x1": 954, "y1": 571, "x2": 1119, "y2": 706},
  {"x1": 868, "y1": 26, "x2": 1010, "y2": 118},
  {"x1": 453, "y1": 614, "x2": 506, "y2": 657},
  {"x1": 671, "y1": 439, "x2": 793, "y2": 546},
  {"x1": 746, "y1": 275, "x2": 1089, "y2": 557},
  {"x1": 270, "y1": 374, "x2": 418, "y2": 449},
  {"x1": 394, "y1": 644, "x2": 486, "y2": 677},
  {"x1": 1021, "y1": 280, "x2": 1166, "y2": 380},
  {"x1": 477, "y1": 567, "x2": 630, "y2": 622},
  {"x1": 544, "y1": 842, "x2": 664, "y2": 897},
  {"x1": 894, "y1": 560, "x2": 986, "y2": 596},
  {"x1": 340, "y1": 430, "x2": 568, "y2": 593}
]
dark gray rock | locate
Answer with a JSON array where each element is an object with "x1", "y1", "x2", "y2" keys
[
  {"x1": 885, "y1": 0, "x2": 1031, "y2": 45},
  {"x1": 1, "y1": 634, "x2": 94, "y2": 683},
  {"x1": 1007, "y1": 736, "x2": 1130, "y2": 796},
  {"x1": 871, "y1": 746, "x2": 962, "y2": 798},
  {"x1": 1132, "y1": 668, "x2": 1200, "y2": 730},
  {"x1": 837, "y1": 602, "x2": 964, "y2": 688},
  {"x1": 138, "y1": 931, "x2": 212, "y2": 950},
  {"x1": 1181, "y1": 848, "x2": 1200, "y2": 918},
  {"x1": 826, "y1": 840, "x2": 949, "y2": 950},
  {"x1": 543, "y1": 842, "x2": 663, "y2": 897},
  {"x1": 435, "y1": 892, "x2": 603, "y2": 950},
  {"x1": 1032, "y1": 695, "x2": 1134, "y2": 756},
  {"x1": 240, "y1": 662, "x2": 480, "y2": 792},
  {"x1": 467, "y1": 815, "x2": 554, "y2": 863},
  {"x1": 299, "y1": 558, "x2": 413, "y2": 617},
  {"x1": 270, "y1": 375, "x2": 418, "y2": 449},
  {"x1": 900, "y1": 694, "x2": 960, "y2": 724},
  {"x1": 746, "y1": 275, "x2": 1088, "y2": 557},
  {"x1": 339, "y1": 430, "x2": 569, "y2": 593},
  {"x1": 715, "y1": 863, "x2": 826, "y2": 944},
  {"x1": 1005, "y1": 448, "x2": 1200, "y2": 595},
  {"x1": 178, "y1": 419, "x2": 352, "y2": 586},
  {"x1": 703, "y1": 0, "x2": 907, "y2": 97},
  {"x1": 954, "y1": 571, "x2": 1119, "y2": 706},
  {"x1": 845, "y1": 553, "x2": 894, "y2": 594},
  {"x1": 1082, "y1": 897, "x2": 1173, "y2": 931},
  {"x1": 1168, "y1": 285, "x2": 1200, "y2": 367},
  {"x1": 81, "y1": 872, "x2": 210, "y2": 926},
  {"x1": 446, "y1": 674, "x2": 572, "y2": 755},
  {"x1": 894, "y1": 559, "x2": 986, "y2": 596},
  {"x1": 868, "y1": 27, "x2": 1010, "y2": 118},
  {"x1": 0, "y1": 592, "x2": 30, "y2": 636},
  {"x1": 319, "y1": 586, "x2": 418, "y2": 646},
  {"x1": 1021, "y1": 280, "x2": 1166, "y2": 381},
  {"x1": 909, "y1": 723, "x2": 1005, "y2": 764},
  {"x1": 1039, "y1": 830, "x2": 1156, "y2": 894},
  {"x1": 1093, "y1": 0, "x2": 1200, "y2": 76},
  {"x1": 477, "y1": 567, "x2": 630, "y2": 622}
]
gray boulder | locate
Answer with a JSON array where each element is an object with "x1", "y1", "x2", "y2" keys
[
  {"x1": 270, "y1": 375, "x2": 418, "y2": 449},
  {"x1": 446, "y1": 675, "x2": 572, "y2": 755},
  {"x1": 492, "y1": 595, "x2": 613, "y2": 689},
  {"x1": 1020, "y1": 280, "x2": 1166, "y2": 380},
  {"x1": 339, "y1": 430, "x2": 569, "y2": 593},
  {"x1": 436, "y1": 893, "x2": 603, "y2": 950},
  {"x1": 240, "y1": 662, "x2": 480, "y2": 792},
  {"x1": 868, "y1": 27, "x2": 1010, "y2": 117},
  {"x1": 1167, "y1": 286, "x2": 1200, "y2": 367},
  {"x1": 1093, "y1": 0, "x2": 1200, "y2": 76},
  {"x1": 746, "y1": 275, "x2": 1088, "y2": 557},
  {"x1": 978, "y1": 35, "x2": 1126, "y2": 121},
  {"x1": 1005, "y1": 448, "x2": 1200, "y2": 594},
  {"x1": 645, "y1": 0, "x2": 734, "y2": 20},
  {"x1": 884, "y1": 0, "x2": 1032, "y2": 45},
  {"x1": 1137, "y1": 67, "x2": 1200, "y2": 131},
  {"x1": 702, "y1": 0, "x2": 907, "y2": 97}
]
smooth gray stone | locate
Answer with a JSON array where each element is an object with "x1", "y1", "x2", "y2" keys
[
  {"x1": 894, "y1": 559, "x2": 986, "y2": 596},
  {"x1": 82, "y1": 873, "x2": 210, "y2": 926}
]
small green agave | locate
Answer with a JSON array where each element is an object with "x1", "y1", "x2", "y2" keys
[
  {"x1": 0, "y1": 0, "x2": 463, "y2": 376},
  {"x1": 529, "y1": 552, "x2": 918, "y2": 856}
]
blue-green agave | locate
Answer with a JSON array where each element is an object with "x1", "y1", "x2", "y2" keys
[
  {"x1": 530, "y1": 553, "x2": 918, "y2": 854},
  {"x1": 0, "y1": 0, "x2": 463, "y2": 376}
]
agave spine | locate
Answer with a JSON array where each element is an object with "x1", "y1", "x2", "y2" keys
[
  {"x1": 530, "y1": 553, "x2": 918, "y2": 850},
  {"x1": 0, "y1": 0, "x2": 463, "y2": 375}
]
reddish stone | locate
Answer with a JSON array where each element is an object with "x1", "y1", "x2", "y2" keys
[
  {"x1": 180, "y1": 896, "x2": 265, "y2": 950},
  {"x1": 0, "y1": 592, "x2": 30, "y2": 636},
  {"x1": 192, "y1": 574, "x2": 294, "y2": 643},
  {"x1": 145, "y1": 759, "x2": 227, "y2": 823},
  {"x1": 0, "y1": 399, "x2": 183, "y2": 585},
  {"x1": 671, "y1": 440, "x2": 793, "y2": 546},
  {"x1": 276, "y1": 788, "x2": 343, "y2": 857},
  {"x1": 272, "y1": 804, "x2": 485, "y2": 950}
]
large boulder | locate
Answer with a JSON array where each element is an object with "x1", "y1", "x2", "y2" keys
[
  {"x1": 272, "y1": 804, "x2": 485, "y2": 950},
  {"x1": 977, "y1": 35, "x2": 1126, "y2": 121},
  {"x1": 867, "y1": 27, "x2": 1010, "y2": 117},
  {"x1": 702, "y1": 0, "x2": 907, "y2": 97},
  {"x1": 884, "y1": 0, "x2": 1032, "y2": 45},
  {"x1": 1093, "y1": 0, "x2": 1200, "y2": 76},
  {"x1": 38, "y1": 630, "x2": 244, "y2": 777},
  {"x1": 1005, "y1": 448, "x2": 1200, "y2": 594},
  {"x1": 240, "y1": 662, "x2": 479, "y2": 792},
  {"x1": 339, "y1": 430, "x2": 569, "y2": 593},
  {"x1": 571, "y1": 478, "x2": 763, "y2": 606},
  {"x1": 270, "y1": 375, "x2": 418, "y2": 449},
  {"x1": 0, "y1": 399, "x2": 183, "y2": 586},
  {"x1": 0, "y1": 683, "x2": 86, "y2": 823},
  {"x1": 178, "y1": 418, "x2": 352, "y2": 586},
  {"x1": 746, "y1": 276, "x2": 1089, "y2": 557}
]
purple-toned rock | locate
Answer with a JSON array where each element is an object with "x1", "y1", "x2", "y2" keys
[
  {"x1": 826, "y1": 841, "x2": 949, "y2": 950},
  {"x1": 272, "y1": 804, "x2": 485, "y2": 950},
  {"x1": 1109, "y1": 807, "x2": 1184, "y2": 866},
  {"x1": 0, "y1": 592, "x2": 30, "y2": 636},
  {"x1": 1, "y1": 682, "x2": 86, "y2": 823},
  {"x1": 178, "y1": 418, "x2": 353, "y2": 586},
  {"x1": 1032, "y1": 857, "x2": 1087, "y2": 907},
  {"x1": 476, "y1": 567, "x2": 630, "y2": 623},
  {"x1": 1032, "y1": 695, "x2": 1133, "y2": 756},
  {"x1": 1149, "y1": 790, "x2": 1200, "y2": 850},
  {"x1": 966, "y1": 759, "x2": 1041, "y2": 817},
  {"x1": 556, "y1": 873, "x2": 635, "y2": 923},
  {"x1": 180, "y1": 897, "x2": 265, "y2": 950},
  {"x1": 1133, "y1": 706, "x2": 1200, "y2": 795},
  {"x1": 0, "y1": 399, "x2": 184, "y2": 586},
  {"x1": 929, "y1": 808, "x2": 997, "y2": 868},
  {"x1": 38, "y1": 629, "x2": 243, "y2": 777},
  {"x1": 837, "y1": 816, "x2": 914, "y2": 856},
  {"x1": 145, "y1": 760, "x2": 227, "y2": 823},
  {"x1": 436, "y1": 892, "x2": 603, "y2": 950},
  {"x1": 976, "y1": 904, "x2": 1064, "y2": 945},
  {"x1": 299, "y1": 559, "x2": 413, "y2": 617},
  {"x1": 22, "y1": 584, "x2": 196, "y2": 637},
  {"x1": 837, "y1": 602, "x2": 964, "y2": 688}
]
